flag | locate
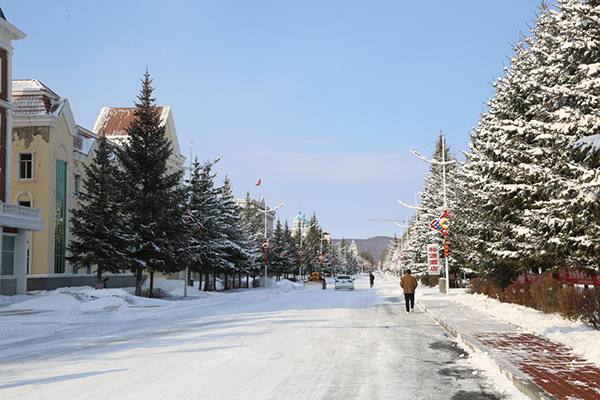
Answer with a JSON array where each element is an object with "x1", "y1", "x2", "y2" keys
[{"x1": 256, "y1": 179, "x2": 261, "y2": 186}]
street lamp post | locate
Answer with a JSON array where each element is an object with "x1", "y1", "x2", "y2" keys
[
  {"x1": 257, "y1": 196, "x2": 284, "y2": 278},
  {"x1": 410, "y1": 131, "x2": 455, "y2": 295}
]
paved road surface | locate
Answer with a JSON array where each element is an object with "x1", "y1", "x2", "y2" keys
[{"x1": 0, "y1": 276, "x2": 512, "y2": 399}]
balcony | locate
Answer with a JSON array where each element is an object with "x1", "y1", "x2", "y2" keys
[{"x1": 0, "y1": 202, "x2": 44, "y2": 231}]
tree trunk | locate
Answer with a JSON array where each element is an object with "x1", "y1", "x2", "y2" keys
[
  {"x1": 149, "y1": 271, "x2": 154, "y2": 298},
  {"x1": 246, "y1": 273, "x2": 249, "y2": 288},
  {"x1": 239, "y1": 273, "x2": 242, "y2": 288},
  {"x1": 224, "y1": 273, "x2": 228, "y2": 290},
  {"x1": 213, "y1": 273, "x2": 217, "y2": 291},
  {"x1": 96, "y1": 268, "x2": 103, "y2": 286},
  {"x1": 135, "y1": 267, "x2": 144, "y2": 296},
  {"x1": 198, "y1": 270, "x2": 203, "y2": 291},
  {"x1": 204, "y1": 272, "x2": 210, "y2": 292}
]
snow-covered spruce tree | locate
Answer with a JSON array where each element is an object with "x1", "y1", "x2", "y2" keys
[
  {"x1": 283, "y1": 221, "x2": 299, "y2": 277},
  {"x1": 464, "y1": 1, "x2": 600, "y2": 281},
  {"x1": 217, "y1": 175, "x2": 253, "y2": 288},
  {"x1": 270, "y1": 219, "x2": 286, "y2": 280},
  {"x1": 239, "y1": 192, "x2": 264, "y2": 280},
  {"x1": 303, "y1": 213, "x2": 322, "y2": 271},
  {"x1": 116, "y1": 71, "x2": 188, "y2": 297},
  {"x1": 69, "y1": 136, "x2": 126, "y2": 285},
  {"x1": 522, "y1": 0, "x2": 600, "y2": 273},
  {"x1": 187, "y1": 159, "x2": 227, "y2": 291}
]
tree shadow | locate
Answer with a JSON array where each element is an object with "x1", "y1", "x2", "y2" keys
[{"x1": 0, "y1": 369, "x2": 127, "y2": 389}]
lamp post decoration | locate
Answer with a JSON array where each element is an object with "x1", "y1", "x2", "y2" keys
[
  {"x1": 297, "y1": 248, "x2": 306, "y2": 278},
  {"x1": 258, "y1": 239, "x2": 275, "y2": 273}
]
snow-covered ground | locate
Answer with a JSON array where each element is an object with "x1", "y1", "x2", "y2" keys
[{"x1": 0, "y1": 274, "x2": 539, "y2": 399}]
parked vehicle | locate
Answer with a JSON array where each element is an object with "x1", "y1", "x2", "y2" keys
[{"x1": 334, "y1": 275, "x2": 354, "y2": 291}]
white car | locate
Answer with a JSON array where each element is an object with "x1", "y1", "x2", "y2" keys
[{"x1": 334, "y1": 275, "x2": 354, "y2": 290}]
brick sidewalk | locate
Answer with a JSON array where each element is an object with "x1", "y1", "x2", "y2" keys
[{"x1": 475, "y1": 332, "x2": 600, "y2": 400}]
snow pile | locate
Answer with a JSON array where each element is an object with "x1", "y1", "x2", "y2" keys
[
  {"x1": 254, "y1": 277, "x2": 276, "y2": 288},
  {"x1": 275, "y1": 279, "x2": 304, "y2": 291},
  {"x1": 449, "y1": 292, "x2": 600, "y2": 368},
  {"x1": 8, "y1": 286, "x2": 166, "y2": 314}
]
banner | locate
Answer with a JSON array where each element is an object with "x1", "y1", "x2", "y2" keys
[
  {"x1": 557, "y1": 269, "x2": 600, "y2": 287},
  {"x1": 427, "y1": 244, "x2": 440, "y2": 275}
]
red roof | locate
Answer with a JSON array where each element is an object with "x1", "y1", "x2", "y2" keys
[{"x1": 94, "y1": 107, "x2": 164, "y2": 137}]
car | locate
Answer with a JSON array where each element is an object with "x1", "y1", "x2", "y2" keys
[{"x1": 334, "y1": 275, "x2": 354, "y2": 290}]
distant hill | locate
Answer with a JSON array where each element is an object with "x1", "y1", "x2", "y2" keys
[{"x1": 332, "y1": 236, "x2": 393, "y2": 262}]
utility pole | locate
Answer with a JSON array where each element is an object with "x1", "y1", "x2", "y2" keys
[{"x1": 410, "y1": 131, "x2": 455, "y2": 295}]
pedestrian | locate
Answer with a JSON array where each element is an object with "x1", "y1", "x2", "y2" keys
[
  {"x1": 369, "y1": 272, "x2": 375, "y2": 288},
  {"x1": 400, "y1": 269, "x2": 418, "y2": 313}
]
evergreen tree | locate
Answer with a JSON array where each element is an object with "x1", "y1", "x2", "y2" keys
[
  {"x1": 282, "y1": 221, "x2": 298, "y2": 277},
  {"x1": 463, "y1": 0, "x2": 600, "y2": 281},
  {"x1": 69, "y1": 136, "x2": 126, "y2": 285},
  {"x1": 117, "y1": 70, "x2": 188, "y2": 296},
  {"x1": 187, "y1": 159, "x2": 227, "y2": 291},
  {"x1": 303, "y1": 213, "x2": 322, "y2": 271},
  {"x1": 239, "y1": 192, "x2": 264, "y2": 278},
  {"x1": 218, "y1": 176, "x2": 254, "y2": 281}
]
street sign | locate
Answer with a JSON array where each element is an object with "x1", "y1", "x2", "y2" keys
[{"x1": 427, "y1": 244, "x2": 440, "y2": 275}]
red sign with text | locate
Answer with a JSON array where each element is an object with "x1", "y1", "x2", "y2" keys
[{"x1": 427, "y1": 244, "x2": 440, "y2": 275}]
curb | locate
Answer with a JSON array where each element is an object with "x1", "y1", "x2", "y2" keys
[{"x1": 417, "y1": 300, "x2": 555, "y2": 400}]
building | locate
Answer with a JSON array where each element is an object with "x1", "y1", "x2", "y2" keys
[
  {"x1": 235, "y1": 197, "x2": 277, "y2": 237},
  {"x1": 92, "y1": 106, "x2": 186, "y2": 174},
  {"x1": 11, "y1": 79, "x2": 113, "y2": 289},
  {"x1": 0, "y1": 11, "x2": 44, "y2": 295},
  {"x1": 349, "y1": 240, "x2": 358, "y2": 257},
  {"x1": 293, "y1": 211, "x2": 310, "y2": 237}
]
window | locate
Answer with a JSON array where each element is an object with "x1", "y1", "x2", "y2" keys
[
  {"x1": 1, "y1": 236, "x2": 15, "y2": 276},
  {"x1": 19, "y1": 200, "x2": 31, "y2": 207},
  {"x1": 18, "y1": 153, "x2": 33, "y2": 180},
  {"x1": 73, "y1": 173, "x2": 81, "y2": 196},
  {"x1": 54, "y1": 160, "x2": 67, "y2": 274}
]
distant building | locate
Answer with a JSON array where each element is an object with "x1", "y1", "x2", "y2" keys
[
  {"x1": 349, "y1": 240, "x2": 358, "y2": 257},
  {"x1": 235, "y1": 197, "x2": 277, "y2": 237},
  {"x1": 0, "y1": 11, "x2": 44, "y2": 295},
  {"x1": 293, "y1": 211, "x2": 310, "y2": 237},
  {"x1": 92, "y1": 106, "x2": 186, "y2": 173}
]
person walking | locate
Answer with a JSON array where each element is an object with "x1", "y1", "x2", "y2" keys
[
  {"x1": 369, "y1": 272, "x2": 375, "y2": 288},
  {"x1": 400, "y1": 269, "x2": 418, "y2": 313}
]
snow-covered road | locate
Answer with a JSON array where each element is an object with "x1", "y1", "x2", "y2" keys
[{"x1": 0, "y1": 275, "x2": 513, "y2": 399}]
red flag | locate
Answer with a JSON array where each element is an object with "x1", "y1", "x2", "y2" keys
[{"x1": 256, "y1": 179, "x2": 261, "y2": 186}]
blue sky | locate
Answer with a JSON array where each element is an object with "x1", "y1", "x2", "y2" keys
[{"x1": 7, "y1": 1, "x2": 547, "y2": 241}]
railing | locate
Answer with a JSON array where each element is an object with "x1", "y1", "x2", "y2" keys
[{"x1": 0, "y1": 203, "x2": 42, "y2": 220}]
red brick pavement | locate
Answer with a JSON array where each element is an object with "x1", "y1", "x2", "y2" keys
[{"x1": 474, "y1": 332, "x2": 600, "y2": 400}]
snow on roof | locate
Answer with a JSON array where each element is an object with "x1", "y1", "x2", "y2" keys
[
  {"x1": 12, "y1": 79, "x2": 64, "y2": 117},
  {"x1": 92, "y1": 106, "x2": 165, "y2": 137},
  {"x1": 13, "y1": 79, "x2": 60, "y2": 98}
]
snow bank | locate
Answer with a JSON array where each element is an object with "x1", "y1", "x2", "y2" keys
[
  {"x1": 8, "y1": 286, "x2": 167, "y2": 314},
  {"x1": 449, "y1": 292, "x2": 600, "y2": 368},
  {"x1": 275, "y1": 279, "x2": 304, "y2": 291}
]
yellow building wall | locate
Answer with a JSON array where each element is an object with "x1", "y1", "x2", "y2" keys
[{"x1": 11, "y1": 113, "x2": 74, "y2": 276}]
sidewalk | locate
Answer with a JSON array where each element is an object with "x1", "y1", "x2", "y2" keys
[{"x1": 418, "y1": 292, "x2": 600, "y2": 400}]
